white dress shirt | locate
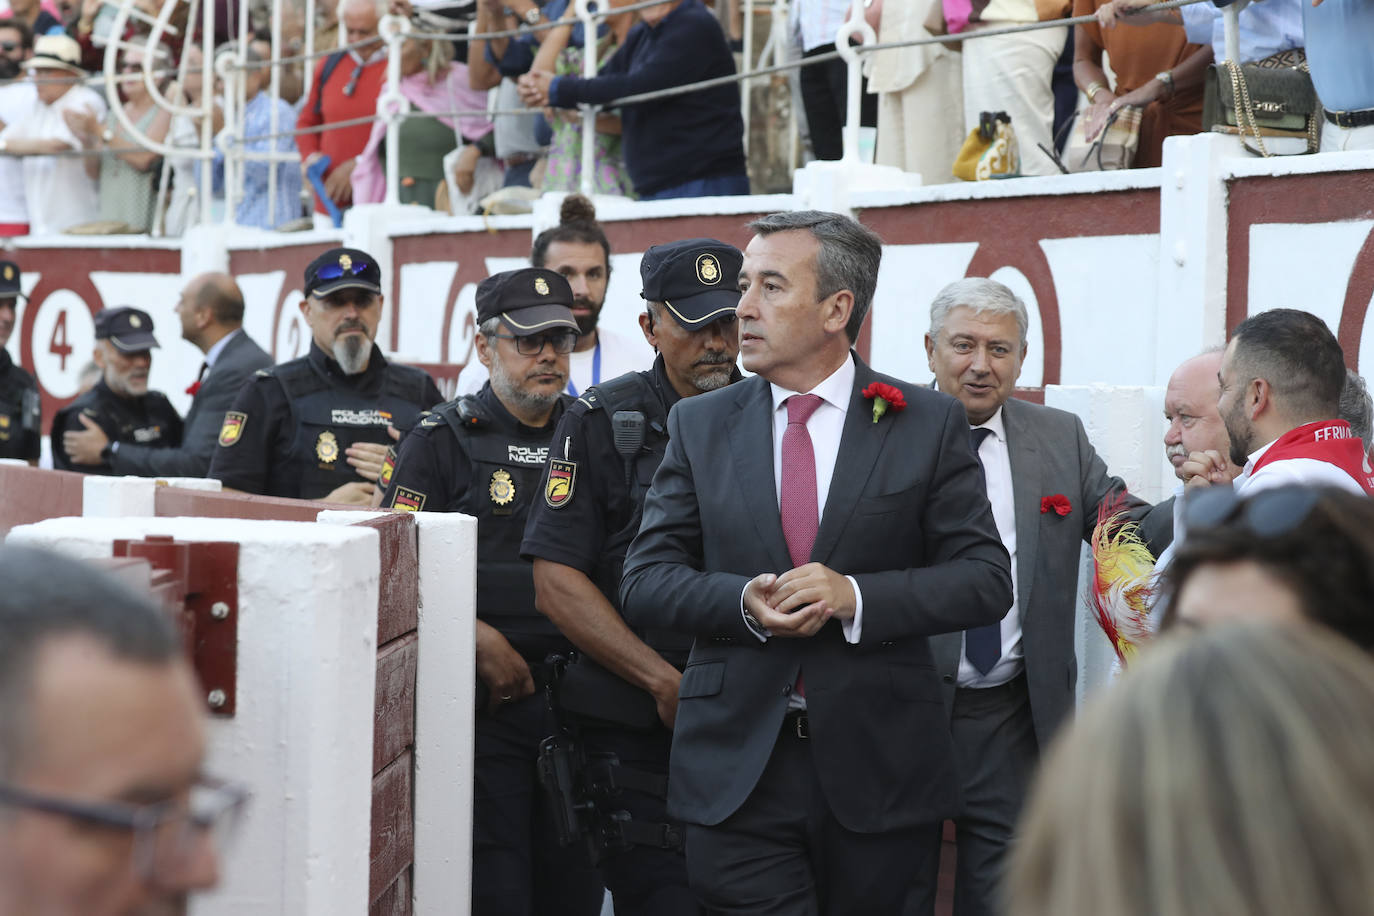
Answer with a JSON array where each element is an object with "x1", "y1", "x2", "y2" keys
[
  {"x1": 744, "y1": 354, "x2": 864, "y2": 646},
  {"x1": 958, "y1": 406, "x2": 1023, "y2": 688},
  {"x1": 1233, "y1": 437, "x2": 1369, "y2": 497},
  {"x1": 203, "y1": 328, "x2": 242, "y2": 370}
]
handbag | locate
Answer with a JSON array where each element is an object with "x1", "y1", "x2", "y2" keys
[
  {"x1": 953, "y1": 111, "x2": 1020, "y2": 181},
  {"x1": 1057, "y1": 105, "x2": 1142, "y2": 172},
  {"x1": 1202, "y1": 49, "x2": 1319, "y2": 156}
]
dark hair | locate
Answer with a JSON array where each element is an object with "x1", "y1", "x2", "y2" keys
[
  {"x1": 745, "y1": 210, "x2": 883, "y2": 343},
  {"x1": 197, "y1": 273, "x2": 246, "y2": 325},
  {"x1": 530, "y1": 194, "x2": 611, "y2": 273},
  {"x1": 1230, "y1": 309, "x2": 1346, "y2": 422},
  {"x1": 0, "y1": 546, "x2": 180, "y2": 777},
  {"x1": 0, "y1": 18, "x2": 34, "y2": 51},
  {"x1": 1339, "y1": 369, "x2": 1373, "y2": 448},
  {"x1": 1161, "y1": 486, "x2": 1374, "y2": 650}
]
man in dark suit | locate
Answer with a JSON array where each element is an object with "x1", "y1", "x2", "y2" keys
[
  {"x1": 620, "y1": 211, "x2": 1012, "y2": 915},
  {"x1": 914, "y1": 277, "x2": 1169, "y2": 916},
  {"x1": 61, "y1": 273, "x2": 272, "y2": 477}
]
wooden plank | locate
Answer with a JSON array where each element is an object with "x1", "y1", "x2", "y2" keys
[
  {"x1": 153, "y1": 486, "x2": 328, "y2": 521},
  {"x1": 370, "y1": 751, "x2": 415, "y2": 904},
  {"x1": 0, "y1": 465, "x2": 86, "y2": 537},
  {"x1": 374, "y1": 633, "x2": 418, "y2": 773},
  {"x1": 352, "y1": 512, "x2": 419, "y2": 645},
  {"x1": 368, "y1": 867, "x2": 411, "y2": 916}
]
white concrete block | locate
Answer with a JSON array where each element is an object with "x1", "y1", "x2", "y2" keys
[{"x1": 82, "y1": 475, "x2": 159, "y2": 517}]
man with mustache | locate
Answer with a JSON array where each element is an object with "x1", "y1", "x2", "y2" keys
[
  {"x1": 381, "y1": 268, "x2": 605, "y2": 916},
  {"x1": 208, "y1": 247, "x2": 442, "y2": 503},
  {"x1": 0, "y1": 21, "x2": 34, "y2": 237},
  {"x1": 456, "y1": 194, "x2": 644, "y2": 399},
  {"x1": 51, "y1": 306, "x2": 183, "y2": 474},
  {"x1": 520, "y1": 239, "x2": 744, "y2": 915},
  {"x1": 0, "y1": 261, "x2": 40, "y2": 463}
]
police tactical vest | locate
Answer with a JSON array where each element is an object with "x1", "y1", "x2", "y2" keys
[
  {"x1": 439, "y1": 397, "x2": 564, "y2": 648},
  {"x1": 274, "y1": 360, "x2": 432, "y2": 500},
  {"x1": 0, "y1": 365, "x2": 39, "y2": 457}
]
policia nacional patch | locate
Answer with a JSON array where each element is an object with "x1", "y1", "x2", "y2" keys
[
  {"x1": 490, "y1": 469, "x2": 515, "y2": 506},
  {"x1": 219, "y1": 411, "x2": 247, "y2": 446},
  {"x1": 545, "y1": 459, "x2": 577, "y2": 508},
  {"x1": 391, "y1": 486, "x2": 426, "y2": 512},
  {"x1": 316, "y1": 430, "x2": 340, "y2": 464}
]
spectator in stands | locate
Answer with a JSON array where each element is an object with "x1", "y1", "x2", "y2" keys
[
  {"x1": 792, "y1": 0, "x2": 877, "y2": 161},
  {"x1": 3, "y1": 0, "x2": 63, "y2": 37},
  {"x1": 212, "y1": 44, "x2": 303, "y2": 229},
  {"x1": 1073, "y1": 0, "x2": 1210, "y2": 167},
  {"x1": 352, "y1": 30, "x2": 495, "y2": 208},
  {"x1": 1159, "y1": 485, "x2": 1374, "y2": 650},
  {"x1": 0, "y1": 18, "x2": 35, "y2": 235},
  {"x1": 296, "y1": 0, "x2": 386, "y2": 216},
  {"x1": 518, "y1": 0, "x2": 749, "y2": 200},
  {"x1": 63, "y1": 40, "x2": 172, "y2": 233},
  {"x1": 0, "y1": 34, "x2": 105, "y2": 235},
  {"x1": 528, "y1": 0, "x2": 636, "y2": 197},
  {"x1": 252, "y1": 24, "x2": 304, "y2": 106},
  {"x1": 1305, "y1": 0, "x2": 1374, "y2": 152},
  {"x1": 941, "y1": 0, "x2": 1070, "y2": 176},
  {"x1": 1340, "y1": 368, "x2": 1373, "y2": 452},
  {"x1": 1008, "y1": 622, "x2": 1374, "y2": 916},
  {"x1": 0, "y1": 545, "x2": 242, "y2": 915},
  {"x1": 467, "y1": 0, "x2": 548, "y2": 189},
  {"x1": 164, "y1": 42, "x2": 225, "y2": 235}
]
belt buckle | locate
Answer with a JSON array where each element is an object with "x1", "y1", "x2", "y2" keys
[{"x1": 793, "y1": 714, "x2": 809, "y2": 739}]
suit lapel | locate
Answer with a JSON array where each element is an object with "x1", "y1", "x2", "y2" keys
[
  {"x1": 813, "y1": 358, "x2": 891, "y2": 565},
  {"x1": 1003, "y1": 398, "x2": 1042, "y2": 622},
  {"x1": 728, "y1": 376, "x2": 793, "y2": 572}
]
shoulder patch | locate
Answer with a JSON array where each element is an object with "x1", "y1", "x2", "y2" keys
[
  {"x1": 218, "y1": 411, "x2": 247, "y2": 447},
  {"x1": 545, "y1": 459, "x2": 577, "y2": 508},
  {"x1": 379, "y1": 449, "x2": 396, "y2": 489},
  {"x1": 391, "y1": 486, "x2": 426, "y2": 512},
  {"x1": 254, "y1": 368, "x2": 272, "y2": 377}
]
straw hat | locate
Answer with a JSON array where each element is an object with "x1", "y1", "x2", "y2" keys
[{"x1": 27, "y1": 34, "x2": 85, "y2": 75}]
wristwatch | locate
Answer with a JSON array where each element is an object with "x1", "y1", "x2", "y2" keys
[{"x1": 1155, "y1": 69, "x2": 1175, "y2": 97}]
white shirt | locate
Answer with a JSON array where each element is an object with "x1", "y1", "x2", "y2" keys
[
  {"x1": 744, "y1": 354, "x2": 864, "y2": 648},
  {"x1": 791, "y1": 0, "x2": 857, "y2": 52},
  {"x1": 455, "y1": 326, "x2": 647, "y2": 398},
  {"x1": 0, "y1": 81, "x2": 36, "y2": 224},
  {"x1": 2, "y1": 85, "x2": 106, "y2": 236},
  {"x1": 958, "y1": 406, "x2": 1023, "y2": 688},
  {"x1": 203, "y1": 328, "x2": 241, "y2": 369},
  {"x1": 1233, "y1": 437, "x2": 1370, "y2": 497}
]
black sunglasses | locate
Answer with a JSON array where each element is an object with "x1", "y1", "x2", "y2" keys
[
  {"x1": 1181, "y1": 485, "x2": 1322, "y2": 540},
  {"x1": 0, "y1": 41, "x2": 22, "y2": 52},
  {"x1": 316, "y1": 258, "x2": 372, "y2": 281},
  {"x1": 491, "y1": 329, "x2": 578, "y2": 356}
]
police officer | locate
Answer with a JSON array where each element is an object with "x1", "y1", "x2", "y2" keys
[
  {"x1": 208, "y1": 247, "x2": 442, "y2": 503},
  {"x1": 51, "y1": 307, "x2": 183, "y2": 474},
  {"x1": 519, "y1": 239, "x2": 744, "y2": 915},
  {"x1": 0, "y1": 261, "x2": 40, "y2": 464},
  {"x1": 381, "y1": 267, "x2": 604, "y2": 916}
]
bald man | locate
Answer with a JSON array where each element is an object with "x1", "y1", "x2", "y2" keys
[
  {"x1": 62, "y1": 273, "x2": 273, "y2": 477},
  {"x1": 1164, "y1": 349, "x2": 1241, "y2": 484}
]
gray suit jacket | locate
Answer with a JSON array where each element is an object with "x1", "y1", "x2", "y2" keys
[
  {"x1": 621, "y1": 355, "x2": 1012, "y2": 833},
  {"x1": 112, "y1": 330, "x2": 273, "y2": 478},
  {"x1": 930, "y1": 396, "x2": 1170, "y2": 747}
]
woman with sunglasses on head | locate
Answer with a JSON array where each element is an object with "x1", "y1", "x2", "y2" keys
[{"x1": 1158, "y1": 484, "x2": 1374, "y2": 650}]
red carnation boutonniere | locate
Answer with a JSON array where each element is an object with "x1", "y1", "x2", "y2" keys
[
  {"x1": 862, "y1": 382, "x2": 906, "y2": 424},
  {"x1": 1041, "y1": 494, "x2": 1072, "y2": 517},
  {"x1": 185, "y1": 380, "x2": 202, "y2": 397}
]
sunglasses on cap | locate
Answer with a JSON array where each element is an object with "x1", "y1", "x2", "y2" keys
[
  {"x1": 315, "y1": 257, "x2": 373, "y2": 282},
  {"x1": 1181, "y1": 485, "x2": 1322, "y2": 540}
]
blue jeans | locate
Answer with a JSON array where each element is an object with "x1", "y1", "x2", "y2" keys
[{"x1": 640, "y1": 173, "x2": 750, "y2": 201}]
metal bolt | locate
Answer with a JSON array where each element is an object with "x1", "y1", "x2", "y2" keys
[
  {"x1": 207, "y1": 689, "x2": 227, "y2": 709},
  {"x1": 210, "y1": 602, "x2": 230, "y2": 620}
]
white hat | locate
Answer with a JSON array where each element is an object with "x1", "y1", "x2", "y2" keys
[{"x1": 27, "y1": 34, "x2": 85, "y2": 75}]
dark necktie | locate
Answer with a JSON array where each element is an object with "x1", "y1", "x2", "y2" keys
[
  {"x1": 965, "y1": 426, "x2": 1002, "y2": 675},
  {"x1": 185, "y1": 362, "x2": 208, "y2": 397},
  {"x1": 780, "y1": 394, "x2": 823, "y2": 698}
]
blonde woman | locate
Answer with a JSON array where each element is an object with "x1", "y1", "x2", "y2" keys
[{"x1": 1008, "y1": 621, "x2": 1374, "y2": 916}]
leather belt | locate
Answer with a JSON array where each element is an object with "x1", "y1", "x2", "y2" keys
[
  {"x1": 1324, "y1": 107, "x2": 1374, "y2": 129},
  {"x1": 782, "y1": 710, "x2": 809, "y2": 739}
]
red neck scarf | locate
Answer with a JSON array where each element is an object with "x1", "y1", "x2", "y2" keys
[{"x1": 1250, "y1": 420, "x2": 1374, "y2": 495}]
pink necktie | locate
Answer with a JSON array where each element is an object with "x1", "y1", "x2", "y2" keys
[{"x1": 780, "y1": 394, "x2": 823, "y2": 698}]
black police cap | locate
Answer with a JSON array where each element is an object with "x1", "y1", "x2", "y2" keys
[
  {"x1": 639, "y1": 238, "x2": 743, "y2": 331},
  {"x1": 304, "y1": 247, "x2": 383, "y2": 298},
  {"x1": 476, "y1": 268, "x2": 579, "y2": 337},
  {"x1": 94, "y1": 306, "x2": 159, "y2": 352},
  {"x1": 0, "y1": 261, "x2": 21, "y2": 299}
]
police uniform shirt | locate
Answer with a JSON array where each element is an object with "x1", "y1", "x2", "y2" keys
[
  {"x1": 0, "y1": 346, "x2": 40, "y2": 461},
  {"x1": 382, "y1": 382, "x2": 571, "y2": 651},
  {"x1": 208, "y1": 340, "x2": 443, "y2": 499},
  {"x1": 51, "y1": 379, "x2": 183, "y2": 474}
]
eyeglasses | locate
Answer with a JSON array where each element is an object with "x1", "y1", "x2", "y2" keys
[
  {"x1": 491, "y1": 329, "x2": 578, "y2": 356},
  {"x1": 315, "y1": 258, "x2": 372, "y2": 281},
  {"x1": 1181, "y1": 485, "x2": 1322, "y2": 540},
  {"x1": 0, "y1": 776, "x2": 249, "y2": 883}
]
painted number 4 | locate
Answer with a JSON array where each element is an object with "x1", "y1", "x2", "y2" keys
[{"x1": 50, "y1": 310, "x2": 73, "y2": 371}]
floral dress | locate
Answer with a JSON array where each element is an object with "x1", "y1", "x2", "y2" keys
[{"x1": 542, "y1": 37, "x2": 636, "y2": 197}]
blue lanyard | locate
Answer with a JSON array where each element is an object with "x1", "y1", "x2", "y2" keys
[{"x1": 566, "y1": 338, "x2": 601, "y2": 398}]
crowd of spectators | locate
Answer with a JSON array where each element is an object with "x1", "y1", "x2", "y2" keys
[{"x1": 0, "y1": 0, "x2": 1366, "y2": 236}]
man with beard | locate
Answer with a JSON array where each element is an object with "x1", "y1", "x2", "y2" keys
[
  {"x1": 51, "y1": 307, "x2": 183, "y2": 474},
  {"x1": 381, "y1": 268, "x2": 605, "y2": 916},
  {"x1": 0, "y1": 261, "x2": 40, "y2": 463},
  {"x1": 0, "y1": 21, "x2": 35, "y2": 236},
  {"x1": 208, "y1": 247, "x2": 442, "y2": 504},
  {"x1": 520, "y1": 239, "x2": 744, "y2": 916},
  {"x1": 1181, "y1": 308, "x2": 1374, "y2": 497},
  {"x1": 456, "y1": 194, "x2": 644, "y2": 398}
]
